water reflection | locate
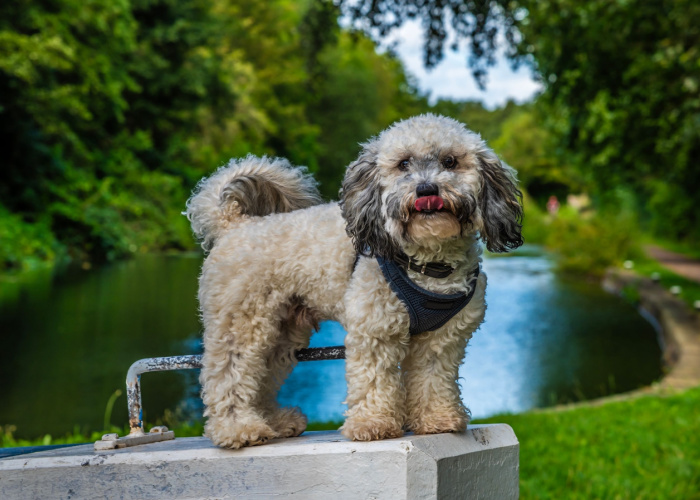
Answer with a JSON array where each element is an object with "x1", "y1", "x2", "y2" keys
[
  {"x1": 461, "y1": 254, "x2": 662, "y2": 416},
  {"x1": 280, "y1": 251, "x2": 663, "y2": 421},
  {"x1": 0, "y1": 248, "x2": 662, "y2": 438}
]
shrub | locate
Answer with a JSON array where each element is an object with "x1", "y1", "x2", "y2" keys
[
  {"x1": 546, "y1": 206, "x2": 639, "y2": 275},
  {"x1": 0, "y1": 206, "x2": 64, "y2": 272}
]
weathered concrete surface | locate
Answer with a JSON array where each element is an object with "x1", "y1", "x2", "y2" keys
[{"x1": 0, "y1": 425, "x2": 518, "y2": 500}]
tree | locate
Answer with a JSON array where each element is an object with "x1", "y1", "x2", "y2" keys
[
  {"x1": 0, "y1": 0, "x2": 433, "y2": 268},
  {"x1": 309, "y1": 32, "x2": 428, "y2": 198},
  {"x1": 492, "y1": 107, "x2": 579, "y2": 204},
  {"x1": 343, "y1": 0, "x2": 700, "y2": 242}
]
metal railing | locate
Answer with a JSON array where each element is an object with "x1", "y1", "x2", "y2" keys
[{"x1": 95, "y1": 345, "x2": 346, "y2": 450}]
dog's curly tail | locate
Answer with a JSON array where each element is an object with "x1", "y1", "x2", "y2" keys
[{"x1": 185, "y1": 155, "x2": 322, "y2": 251}]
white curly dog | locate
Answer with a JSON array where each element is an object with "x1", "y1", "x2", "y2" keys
[{"x1": 186, "y1": 114, "x2": 523, "y2": 449}]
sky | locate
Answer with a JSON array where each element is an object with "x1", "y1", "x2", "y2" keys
[{"x1": 384, "y1": 20, "x2": 542, "y2": 109}]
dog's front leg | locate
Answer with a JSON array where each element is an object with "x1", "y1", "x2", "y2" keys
[
  {"x1": 341, "y1": 324, "x2": 409, "y2": 441},
  {"x1": 403, "y1": 329, "x2": 471, "y2": 435},
  {"x1": 340, "y1": 271, "x2": 410, "y2": 441}
]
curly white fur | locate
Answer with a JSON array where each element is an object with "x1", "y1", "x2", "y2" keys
[{"x1": 188, "y1": 114, "x2": 522, "y2": 448}]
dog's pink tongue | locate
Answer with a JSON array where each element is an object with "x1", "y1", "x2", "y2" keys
[{"x1": 414, "y1": 195, "x2": 444, "y2": 212}]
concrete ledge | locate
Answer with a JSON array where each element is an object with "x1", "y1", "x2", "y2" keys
[{"x1": 0, "y1": 424, "x2": 519, "y2": 499}]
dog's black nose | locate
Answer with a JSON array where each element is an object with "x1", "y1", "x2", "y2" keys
[{"x1": 416, "y1": 183, "x2": 439, "y2": 197}]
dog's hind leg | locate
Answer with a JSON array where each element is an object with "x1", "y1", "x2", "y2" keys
[
  {"x1": 256, "y1": 300, "x2": 316, "y2": 439},
  {"x1": 403, "y1": 330, "x2": 471, "y2": 435},
  {"x1": 200, "y1": 303, "x2": 283, "y2": 449}
]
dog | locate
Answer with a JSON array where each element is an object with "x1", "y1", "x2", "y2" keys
[{"x1": 185, "y1": 114, "x2": 522, "y2": 449}]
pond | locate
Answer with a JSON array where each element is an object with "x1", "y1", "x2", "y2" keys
[{"x1": 0, "y1": 247, "x2": 663, "y2": 439}]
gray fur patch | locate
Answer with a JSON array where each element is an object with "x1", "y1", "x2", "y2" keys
[
  {"x1": 340, "y1": 149, "x2": 399, "y2": 258},
  {"x1": 477, "y1": 149, "x2": 524, "y2": 252},
  {"x1": 185, "y1": 155, "x2": 322, "y2": 252}
]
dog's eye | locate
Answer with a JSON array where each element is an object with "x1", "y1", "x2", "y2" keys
[
  {"x1": 442, "y1": 155, "x2": 456, "y2": 169},
  {"x1": 398, "y1": 159, "x2": 410, "y2": 171}
]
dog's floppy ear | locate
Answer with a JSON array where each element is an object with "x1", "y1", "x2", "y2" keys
[
  {"x1": 477, "y1": 148, "x2": 524, "y2": 253},
  {"x1": 340, "y1": 146, "x2": 397, "y2": 258}
]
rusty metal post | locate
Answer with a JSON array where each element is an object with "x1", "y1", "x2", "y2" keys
[
  {"x1": 126, "y1": 355, "x2": 204, "y2": 435},
  {"x1": 95, "y1": 346, "x2": 345, "y2": 450}
]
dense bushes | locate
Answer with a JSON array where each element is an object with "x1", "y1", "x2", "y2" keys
[
  {"x1": 545, "y1": 208, "x2": 639, "y2": 275},
  {"x1": 0, "y1": 0, "x2": 429, "y2": 269},
  {"x1": 0, "y1": 207, "x2": 62, "y2": 272},
  {"x1": 5, "y1": 0, "x2": 675, "y2": 275},
  {"x1": 2, "y1": 0, "x2": 538, "y2": 271}
]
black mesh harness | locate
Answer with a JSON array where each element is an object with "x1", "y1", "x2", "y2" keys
[{"x1": 373, "y1": 255, "x2": 481, "y2": 336}]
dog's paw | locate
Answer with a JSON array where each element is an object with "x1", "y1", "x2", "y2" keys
[
  {"x1": 205, "y1": 418, "x2": 278, "y2": 449},
  {"x1": 340, "y1": 416, "x2": 404, "y2": 441},
  {"x1": 406, "y1": 407, "x2": 468, "y2": 435},
  {"x1": 268, "y1": 406, "x2": 307, "y2": 438}
]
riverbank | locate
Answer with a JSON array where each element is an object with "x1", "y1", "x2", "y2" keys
[
  {"x1": 604, "y1": 269, "x2": 700, "y2": 390},
  {"x1": 3, "y1": 249, "x2": 663, "y2": 439},
  {"x1": 477, "y1": 266, "x2": 700, "y2": 496}
]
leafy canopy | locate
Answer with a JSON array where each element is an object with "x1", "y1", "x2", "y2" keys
[{"x1": 344, "y1": 0, "x2": 700, "y2": 242}]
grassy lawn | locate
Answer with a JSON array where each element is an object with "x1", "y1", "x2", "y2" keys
[
  {"x1": 474, "y1": 387, "x2": 700, "y2": 499},
  {"x1": 629, "y1": 255, "x2": 700, "y2": 310}
]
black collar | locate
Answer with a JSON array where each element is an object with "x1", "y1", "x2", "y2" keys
[{"x1": 392, "y1": 253, "x2": 455, "y2": 279}]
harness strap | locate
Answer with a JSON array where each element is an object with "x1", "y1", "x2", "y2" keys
[{"x1": 376, "y1": 256, "x2": 480, "y2": 336}]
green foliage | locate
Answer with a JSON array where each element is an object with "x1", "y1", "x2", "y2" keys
[
  {"x1": 8, "y1": 0, "x2": 648, "y2": 274},
  {"x1": 0, "y1": 0, "x2": 432, "y2": 267},
  {"x1": 519, "y1": 192, "x2": 549, "y2": 245},
  {"x1": 475, "y1": 386, "x2": 700, "y2": 499},
  {"x1": 512, "y1": 0, "x2": 700, "y2": 244},
  {"x1": 0, "y1": 0, "x2": 247, "y2": 264},
  {"x1": 1, "y1": 0, "x2": 537, "y2": 269},
  {"x1": 492, "y1": 106, "x2": 581, "y2": 205},
  {"x1": 0, "y1": 206, "x2": 64, "y2": 272},
  {"x1": 309, "y1": 32, "x2": 428, "y2": 197},
  {"x1": 619, "y1": 285, "x2": 641, "y2": 306},
  {"x1": 430, "y1": 99, "x2": 521, "y2": 144},
  {"x1": 346, "y1": 0, "x2": 700, "y2": 248},
  {"x1": 545, "y1": 206, "x2": 639, "y2": 275}
]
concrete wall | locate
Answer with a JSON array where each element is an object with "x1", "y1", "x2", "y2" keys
[{"x1": 0, "y1": 424, "x2": 519, "y2": 499}]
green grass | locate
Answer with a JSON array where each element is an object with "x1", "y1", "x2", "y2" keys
[
  {"x1": 474, "y1": 387, "x2": 700, "y2": 499},
  {"x1": 630, "y1": 256, "x2": 700, "y2": 310}
]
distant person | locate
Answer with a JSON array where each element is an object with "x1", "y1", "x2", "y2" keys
[{"x1": 547, "y1": 195, "x2": 560, "y2": 215}]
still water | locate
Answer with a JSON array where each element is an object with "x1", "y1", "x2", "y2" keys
[{"x1": 0, "y1": 248, "x2": 662, "y2": 438}]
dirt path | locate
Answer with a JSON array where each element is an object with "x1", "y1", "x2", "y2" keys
[{"x1": 646, "y1": 245, "x2": 700, "y2": 283}]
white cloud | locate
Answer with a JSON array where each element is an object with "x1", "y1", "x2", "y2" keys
[{"x1": 383, "y1": 20, "x2": 542, "y2": 109}]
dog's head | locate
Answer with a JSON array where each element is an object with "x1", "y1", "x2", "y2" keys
[{"x1": 340, "y1": 114, "x2": 523, "y2": 257}]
